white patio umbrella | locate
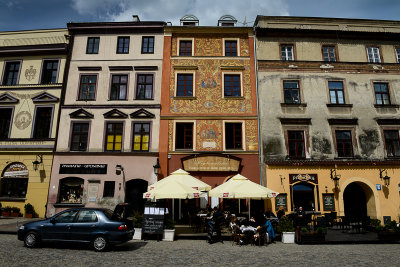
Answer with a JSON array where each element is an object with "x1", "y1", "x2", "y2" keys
[
  {"x1": 209, "y1": 174, "x2": 279, "y2": 220},
  {"x1": 148, "y1": 169, "x2": 211, "y2": 191}
]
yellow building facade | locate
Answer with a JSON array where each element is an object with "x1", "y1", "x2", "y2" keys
[
  {"x1": 255, "y1": 16, "x2": 400, "y2": 224},
  {"x1": 0, "y1": 29, "x2": 68, "y2": 217}
]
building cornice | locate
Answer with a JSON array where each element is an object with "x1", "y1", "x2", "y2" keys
[
  {"x1": 0, "y1": 43, "x2": 67, "y2": 56},
  {"x1": 265, "y1": 159, "x2": 400, "y2": 166}
]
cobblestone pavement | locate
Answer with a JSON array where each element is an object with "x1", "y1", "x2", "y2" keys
[{"x1": 1, "y1": 234, "x2": 399, "y2": 267}]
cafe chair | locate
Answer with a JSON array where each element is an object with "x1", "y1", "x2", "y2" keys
[
  {"x1": 231, "y1": 225, "x2": 247, "y2": 246},
  {"x1": 252, "y1": 226, "x2": 268, "y2": 246}
]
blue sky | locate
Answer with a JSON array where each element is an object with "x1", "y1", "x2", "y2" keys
[{"x1": 1, "y1": 0, "x2": 399, "y2": 31}]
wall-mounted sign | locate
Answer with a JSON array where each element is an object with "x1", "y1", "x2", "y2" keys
[
  {"x1": 289, "y1": 174, "x2": 318, "y2": 184},
  {"x1": 275, "y1": 193, "x2": 287, "y2": 211},
  {"x1": 59, "y1": 164, "x2": 107, "y2": 174},
  {"x1": 376, "y1": 184, "x2": 382, "y2": 191},
  {"x1": 3, "y1": 163, "x2": 28, "y2": 178},
  {"x1": 322, "y1": 194, "x2": 335, "y2": 211},
  {"x1": 182, "y1": 154, "x2": 241, "y2": 172}
]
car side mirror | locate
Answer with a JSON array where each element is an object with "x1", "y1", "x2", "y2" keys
[{"x1": 50, "y1": 218, "x2": 56, "y2": 224}]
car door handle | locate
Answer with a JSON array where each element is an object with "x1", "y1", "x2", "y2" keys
[
  {"x1": 91, "y1": 225, "x2": 96, "y2": 228},
  {"x1": 66, "y1": 225, "x2": 71, "y2": 229}
]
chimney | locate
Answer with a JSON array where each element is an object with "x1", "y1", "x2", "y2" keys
[{"x1": 132, "y1": 15, "x2": 140, "y2": 22}]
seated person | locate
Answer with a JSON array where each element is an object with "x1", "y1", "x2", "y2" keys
[
  {"x1": 264, "y1": 208, "x2": 276, "y2": 218},
  {"x1": 249, "y1": 216, "x2": 259, "y2": 228}
]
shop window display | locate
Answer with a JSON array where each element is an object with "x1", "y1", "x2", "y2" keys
[{"x1": 58, "y1": 177, "x2": 84, "y2": 204}]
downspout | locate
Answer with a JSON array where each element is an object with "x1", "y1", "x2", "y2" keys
[{"x1": 253, "y1": 26, "x2": 263, "y2": 186}]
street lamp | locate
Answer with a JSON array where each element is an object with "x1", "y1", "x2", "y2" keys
[
  {"x1": 330, "y1": 168, "x2": 341, "y2": 189},
  {"x1": 153, "y1": 158, "x2": 160, "y2": 176},
  {"x1": 32, "y1": 155, "x2": 43, "y2": 171},
  {"x1": 379, "y1": 169, "x2": 390, "y2": 187}
]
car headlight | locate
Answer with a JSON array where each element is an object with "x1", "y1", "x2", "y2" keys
[{"x1": 19, "y1": 225, "x2": 24, "y2": 230}]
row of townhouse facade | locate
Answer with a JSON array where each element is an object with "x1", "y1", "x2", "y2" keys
[{"x1": 0, "y1": 15, "x2": 399, "y2": 223}]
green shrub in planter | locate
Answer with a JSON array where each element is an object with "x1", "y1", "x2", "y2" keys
[
  {"x1": 316, "y1": 227, "x2": 327, "y2": 234},
  {"x1": 164, "y1": 218, "x2": 175, "y2": 229},
  {"x1": 132, "y1": 211, "x2": 143, "y2": 228},
  {"x1": 301, "y1": 227, "x2": 309, "y2": 233},
  {"x1": 4, "y1": 206, "x2": 12, "y2": 213},
  {"x1": 24, "y1": 203, "x2": 35, "y2": 214},
  {"x1": 11, "y1": 207, "x2": 20, "y2": 213},
  {"x1": 370, "y1": 218, "x2": 381, "y2": 228},
  {"x1": 277, "y1": 216, "x2": 295, "y2": 232}
]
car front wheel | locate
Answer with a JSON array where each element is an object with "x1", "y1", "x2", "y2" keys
[
  {"x1": 92, "y1": 236, "x2": 109, "y2": 252},
  {"x1": 24, "y1": 231, "x2": 40, "y2": 248}
]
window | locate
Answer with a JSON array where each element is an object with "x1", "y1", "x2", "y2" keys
[
  {"x1": 283, "y1": 81, "x2": 300, "y2": 104},
  {"x1": 179, "y1": 40, "x2": 192, "y2": 56},
  {"x1": 54, "y1": 210, "x2": 79, "y2": 223},
  {"x1": 374, "y1": 82, "x2": 390, "y2": 105},
  {"x1": 225, "y1": 40, "x2": 237, "y2": 56},
  {"x1": 86, "y1": 37, "x2": 100, "y2": 54},
  {"x1": 103, "y1": 181, "x2": 115, "y2": 198},
  {"x1": 176, "y1": 74, "x2": 193, "y2": 97},
  {"x1": 41, "y1": 60, "x2": 59, "y2": 84},
  {"x1": 76, "y1": 210, "x2": 98, "y2": 223},
  {"x1": 110, "y1": 74, "x2": 128, "y2": 100},
  {"x1": 281, "y1": 45, "x2": 294, "y2": 61},
  {"x1": 0, "y1": 108, "x2": 12, "y2": 139},
  {"x1": 336, "y1": 130, "x2": 353, "y2": 157},
  {"x1": 32, "y1": 106, "x2": 52, "y2": 139},
  {"x1": 142, "y1": 36, "x2": 154, "y2": 54},
  {"x1": 136, "y1": 74, "x2": 153, "y2": 100},
  {"x1": 224, "y1": 74, "x2": 241, "y2": 97},
  {"x1": 2, "y1": 61, "x2": 20, "y2": 85},
  {"x1": 322, "y1": 45, "x2": 336, "y2": 62},
  {"x1": 384, "y1": 130, "x2": 400, "y2": 157},
  {"x1": 396, "y1": 48, "x2": 400, "y2": 63},
  {"x1": 78, "y1": 75, "x2": 97, "y2": 100},
  {"x1": 329, "y1": 81, "x2": 345, "y2": 104},
  {"x1": 58, "y1": 177, "x2": 83, "y2": 203},
  {"x1": 288, "y1": 131, "x2": 305, "y2": 158},
  {"x1": 0, "y1": 177, "x2": 28, "y2": 198},
  {"x1": 367, "y1": 47, "x2": 381, "y2": 63},
  {"x1": 117, "y1": 36, "x2": 130, "y2": 54},
  {"x1": 70, "y1": 122, "x2": 89, "y2": 151},
  {"x1": 105, "y1": 122, "x2": 123, "y2": 152},
  {"x1": 225, "y1": 123, "x2": 242, "y2": 149},
  {"x1": 133, "y1": 123, "x2": 150, "y2": 151},
  {"x1": 175, "y1": 123, "x2": 193, "y2": 149}
]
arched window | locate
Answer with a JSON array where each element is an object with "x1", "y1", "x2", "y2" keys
[
  {"x1": 1, "y1": 163, "x2": 29, "y2": 198},
  {"x1": 58, "y1": 177, "x2": 84, "y2": 204}
]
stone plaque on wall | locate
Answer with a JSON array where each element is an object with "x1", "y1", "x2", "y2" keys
[
  {"x1": 88, "y1": 182, "x2": 99, "y2": 202},
  {"x1": 182, "y1": 154, "x2": 241, "y2": 172}
]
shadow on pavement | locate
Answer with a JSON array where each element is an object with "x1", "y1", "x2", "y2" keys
[{"x1": 33, "y1": 240, "x2": 148, "y2": 252}]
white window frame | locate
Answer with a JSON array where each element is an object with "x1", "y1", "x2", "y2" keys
[
  {"x1": 223, "y1": 38, "x2": 240, "y2": 57},
  {"x1": 173, "y1": 120, "x2": 196, "y2": 151},
  {"x1": 281, "y1": 45, "x2": 294, "y2": 61},
  {"x1": 177, "y1": 38, "x2": 194, "y2": 57},
  {"x1": 223, "y1": 120, "x2": 245, "y2": 151},
  {"x1": 395, "y1": 47, "x2": 400, "y2": 63},
  {"x1": 222, "y1": 72, "x2": 243, "y2": 98},
  {"x1": 367, "y1": 47, "x2": 381, "y2": 63},
  {"x1": 175, "y1": 71, "x2": 196, "y2": 97}
]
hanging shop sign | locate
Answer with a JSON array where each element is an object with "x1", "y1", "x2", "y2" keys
[
  {"x1": 3, "y1": 163, "x2": 28, "y2": 178},
  {"x1": 59, "y1": 164, "x2": 107, "y2": 174},
  {"x1": 182, "y1": 154, "x2": 241, "y2": 172},
  {"x1": 289, "y1": 174, "x2": 318, "y2": 184}
]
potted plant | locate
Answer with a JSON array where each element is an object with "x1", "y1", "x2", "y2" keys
[
  {"x1": 24, "y1": 203, "x2": 35, "y2": 218},
  {"x1": 132, "y1": 211, "x2": 143, "y2": 240},
  {"x1": 11, "y1": 207, "x2": 20, "y2": 217},
  {"x1": 277, "y1": 216, "x2": 295, "y2": 243},
  {"x1": 377, "y1": 220, "x2": 400, "y2": 241},
  {"x1": 299, "y1": 227, "x2": 326, "y2": 244},
  {"x1": 2, "y1": 206, "x2": 11, "y2": 217},
  {"x1": 163, "y1": 217, "x2": 175, "y2": 241}
]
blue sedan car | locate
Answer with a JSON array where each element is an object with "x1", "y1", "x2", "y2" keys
[{"x1": 18, "y1": 207, "x2": 134, "y2": 252}]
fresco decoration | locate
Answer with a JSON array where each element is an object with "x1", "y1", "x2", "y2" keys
[
  {"x1": 169, "y1": 58, "x2": 253, "y2": 115},
  {"x1": 240, "y1": 38, "x2": 250, "y2": 57},
  {"x1": 14, "y1": 111, "x2": 32, "y2": 130},
  {"x1": 195, "y1": 38, "x2": 222, "y2": 56},
  {"x1": 245, "y1": 120, "x2": 258, "y2": 151},
  {"x1": 196, "y1": 120, "x2": 222, "y2": 151},
  {"x1": 168, "y1": 121, "x2": 174, "y2": 151}
]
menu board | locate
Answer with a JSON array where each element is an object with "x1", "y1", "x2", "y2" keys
[
  {"x1": 275, "y1": 194, "x2": 287, "y2": 211},
  {"x1": 142, "y1": 205, "x2": 164, "y2": 235},
  {"x1": 322, "y1": 194, "x2": 335, "y2": 211}
]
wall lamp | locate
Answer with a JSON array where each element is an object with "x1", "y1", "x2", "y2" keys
[
  {"x1": 280, "y1": 175, "x2": 285, "y2": 185},
  {"x1": 379, "y1": 169, "x2": 390, "y2": 187},
  {"x1": 153, "y1": 158, "x2": 160, "y2": 176},
  {"x1": 330, "y1": 168, "x2": 341, "y2": 188},
  {"x1": 32, "y1": 155, "x2": 43, "y2": 171}
]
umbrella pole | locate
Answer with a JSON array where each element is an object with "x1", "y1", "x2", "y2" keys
[
  {"x1": 172, "y1": 199, "x2": 175, "y2": 220},
  {"x1": 248, "y1": 198, "x2": 251, "y2": 221},
  {"x1": 239, "y1": 199, "x2": 240, "y2": 214}
]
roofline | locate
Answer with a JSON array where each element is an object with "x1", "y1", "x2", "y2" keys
[
  {"x1": 165, "y1": 26, "x2": 253, "y2": 34},
  {"x1": 67, "y1": 21, "x2": 166, "y2": 29},
  {"x1": 0, "y1": 28, "x2": 68, "y2": 35}
]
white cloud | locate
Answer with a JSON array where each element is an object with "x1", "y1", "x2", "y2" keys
[{"x1": 71, "y1": 0, "x2": 289, "y2": 25}]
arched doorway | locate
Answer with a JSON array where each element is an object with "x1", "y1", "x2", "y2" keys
[
  {"x1": 125, "y1": 179, "x2": 148, "y2": 212},
  {"x1": 343, "y1": 182, "x2": 372, "y2": 219},
  {"x1": 293, "y1": 182, "x2": 315, "y2": 211}
]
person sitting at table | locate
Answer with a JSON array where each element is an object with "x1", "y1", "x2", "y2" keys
[
  {"x1": 249, "y1": 216, "x2": 258, "y2": 228},
  {"x1": 277, "y1": 206, "x2": 285, "y2": 219},
  {"x1": 264, "y1": 208, "x2": 276, "y2": 219}
]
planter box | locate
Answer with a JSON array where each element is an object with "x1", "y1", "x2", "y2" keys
[
  {"x1": 11, "y1": 212, "x2": 19, "y2": 217},
  {"x1": 24, "y1": 213, "x2": 33, "y2": 218},
  {"x1": 133, "y1": 228, "x2": 142, "y2": 240},
  {"x1": 163, "y1": 229, "x2": 175, "y2": 241},
  {"x1": 378, "y1": 231, "x2": 400, "y2": 242},
  {"x1": 299, "y1": 233, "x2": 326, "y2": 244},
  {"x1": 281, "y1": 232, "x2": 295, "y2": 243},
  {"x1": 1, "y1": 212, "x2": 10, "y2": 217}
]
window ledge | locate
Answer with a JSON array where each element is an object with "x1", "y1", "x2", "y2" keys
[
  {"x1": 53, "y1": 203, "x2": 85, "y2": 208},
  {"x1": 327, "y1": 104, "x2": 353, "y2": 108},
  {"x1": 334, "y1": 157, "x2": 355, "y2": 160},
  {"x1": 374, "y1": 104, "x2": 399, "y2": 109},
  {"x1": 385, "y1": 157, "x2": 400, "y2": 160},
  {"x1": 134, "y1": 98, "x2": 155, "y2": 101},
  {"x1": 173, "y1": 96, "x2": 196, "y2": 100},
  {"x1": 77, "y1": 99, "x2": 96, "y2": 102},
  {"x1": 280, "y1": 103, "x2": 307, "y2": 107},
  {"x1": 0, "y1": 197, "x2": 27, "y2": 202},
  {"x1": 224, "y1": 96, "x2": 244, "y2": 100},
  {"x1": 174, "y1": 149, "x2": 194, "y2": 152},
  {"x1": 108, "y1": 99, "x2": 128, "y2": 101}
]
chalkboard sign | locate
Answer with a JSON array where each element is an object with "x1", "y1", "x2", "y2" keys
[
  {"x1": 275, "y1": 193, "x2": 287, "y2": 211},
  {"x1": 322, "y1": 194, "x2": 335, "y2": 211},
  {"x1": 142, "y1": 215, "x2": 164, "y2": 235}
]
